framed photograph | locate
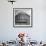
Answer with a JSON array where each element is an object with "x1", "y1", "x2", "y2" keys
[{"x1": 13, "y1": 8, "x2": 33, "y2": 27}]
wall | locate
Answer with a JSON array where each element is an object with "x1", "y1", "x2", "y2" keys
[{"x1": 0, "y1": 0, "x2": 46, "y2": 42}]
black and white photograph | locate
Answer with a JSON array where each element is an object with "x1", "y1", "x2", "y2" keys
[{"x1": 13, "y1": 8, "x2": 32, "y2": 27}]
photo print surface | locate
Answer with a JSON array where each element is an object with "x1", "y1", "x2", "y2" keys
[{"x1": 13, "y1": 8, "x2": 32, "y2": 27}]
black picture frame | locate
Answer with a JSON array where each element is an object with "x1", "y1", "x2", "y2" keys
[{"x1": 13, "y1": 8, "x2": 33, "y2": 28}]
